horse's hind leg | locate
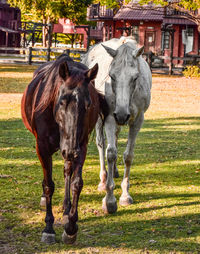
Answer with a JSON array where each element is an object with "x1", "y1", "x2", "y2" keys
[
  {"x1": 36, "y1": 140, "x2": 56, "y2": 244},
  {"x1": 96, "y1": 117, "x2": 107, "y2": 191},
  {"x1": 119, "y1": 113, "x2": 144, "y2": 206}
]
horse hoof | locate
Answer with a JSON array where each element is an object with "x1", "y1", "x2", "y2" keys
[
  {"x1": 102, "y1": 196, "x2": 117, "y2": 214},
  {"x1": 62, "y1": 230, "x2": 77, "y2": 244},
  {"x1": 41, "y1": 232, "x2": 56, "y2": 244},
  {"x1": 119, "y1": 195, "x2": 133, "y2": 206},
  {"x1": 40, "y1": 197, "x2": 46, "y2": 208},
  {"x1": 98, "y1": 182, "x2": 106, "y2": 192}
]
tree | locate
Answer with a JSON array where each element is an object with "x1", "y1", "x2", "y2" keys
[
  {"x1": 8, "y1": 0, "x2": 93, "y2": 46},
  {"x1": 140, "y1": 0, "x2": 200, "y2": 32}
]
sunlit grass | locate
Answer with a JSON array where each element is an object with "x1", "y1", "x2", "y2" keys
[{"x1": 0, "y1": 64, "x2": 37, "y2": 93}]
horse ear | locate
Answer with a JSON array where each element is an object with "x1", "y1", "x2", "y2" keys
[
  {"x1": 101, "y1": 44, "x2": 117, "y2": 58},
  {"x1": 59, "y1": 62, "x2": 70, "y2": 81},
  {"x1": 85, "y1": 63, "x2": 98, "y2": 81},
  {"x1": 133, "y1": 46, "x2": 144, "y2": 58}
]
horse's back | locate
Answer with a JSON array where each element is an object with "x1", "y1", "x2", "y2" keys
[
  {"x1": 21, "y1": 60, "x2": 57, "y2": 134},
  {"x1": 21, "y1": 72, "x2": 45, "y2": 134}
]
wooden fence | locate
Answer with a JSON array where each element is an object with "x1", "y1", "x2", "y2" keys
[
  {"x1": 144, "y1": 52, "x2": 200, "y2": 75},
  {"x1": 0, "y1": 46, "x2": 200, "y2": 75},
  {"x1": 0, "y1": 47, "x2": 86, "y2": 65}
]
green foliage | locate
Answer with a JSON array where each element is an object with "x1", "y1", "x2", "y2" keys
[
  {"x1": 96, "y1": 0, "x2": 120, "y2": 8},
  {"x1": 139, "y1": 0, "x2": 168, "y2": 6},
  {"x1": 7, "y1": 0, "x2": 93, "y2": 24},
  {"x1": 96, "y1": 0, "x2": 200, "y2": 10},
  {"x1": 183, "y1": 65, "x2": 200, "y2": 78},
  {"x1": 140, "y1": 0, "x2": 200, "y2": 10},
  {"x1": 179, "y1": 0, "x2": 200, "y2": 11}
]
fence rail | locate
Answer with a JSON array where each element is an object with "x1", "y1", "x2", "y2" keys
[
  {"x1": 143, "y1": 52, "x2": 200, "y2": 75},
  {"x1": 0, "y1": 47, "x2": 200, "y2": 75},
  {"x1": 0, "y1": 47, "x2": 86, "y2": 65}
]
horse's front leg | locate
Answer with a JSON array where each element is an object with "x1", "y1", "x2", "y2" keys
[
  {"x1": 119, "y1": 112, "x2": 144, "y2": 206},
  {"x1": 102, "y1": 115, "x2": 117, "y2": 214},
  {"x1": 62, "y1": 146, "x2": 86, "y2": 244},
  {"x1": 62, "y1": 161, "x2": 72, "y2": 224},
  {"x1": 113, "y1": 125, "x2": 121, "y2": 178},
  {"x1": 96, "y1": 116, "x2": 107, "y2": 191},
  {"x1": 36, "y1": 140, "x2": 56, "y2": 244}
]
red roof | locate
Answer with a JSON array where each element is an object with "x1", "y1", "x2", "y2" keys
[
  {"x1": 114, "y1": 7, "x2": 164, "y2": 21},
  {"x1": 163, "y1": 17, "x2": 196, "y2": 25}
]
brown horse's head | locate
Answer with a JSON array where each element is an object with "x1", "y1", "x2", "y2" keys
[{"x1": 55, "y1": 61, "x2": 98, "y2": 161}]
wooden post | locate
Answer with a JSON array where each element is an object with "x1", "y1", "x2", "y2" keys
[
  {"x1": 169, "y1": 31, "x2": 174, "y2": 75},
  {"x1": 55, "y1": 33, "x2": 57, "y2": 47},
  {"x1": 147, "y1": 52, "x2": 153, "y2": 71},
  {"x1": 87, "y1": 26, "x2": 90, "y2": 50},
  {"x1": 193, "y1": 56, "x2": 197, "y2": 66},
  {"x1": 28, "y1": 47, "x2": 32, "y2": 65},
  {"x1": 47, "y1": 24, "x2": 52, "y2": 61},
  {"x1": 47, "y1": 47, "x2": 51, "y2": 62}
]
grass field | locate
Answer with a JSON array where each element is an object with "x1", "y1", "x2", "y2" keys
[{"x1": 0, "y1": 64, "x2": 200, "y2": 254}]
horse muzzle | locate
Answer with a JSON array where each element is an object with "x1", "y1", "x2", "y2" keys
[
  {"x1": 113, "y1": 111, "x2": 130, "y2": 125},
  {"x1": 62, "y1": 148, "x2": 80, "y2": 161}
]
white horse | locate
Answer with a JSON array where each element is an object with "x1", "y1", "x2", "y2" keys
[{"x1": 82, "y1": 37, "x2": 152, "y2": 213}]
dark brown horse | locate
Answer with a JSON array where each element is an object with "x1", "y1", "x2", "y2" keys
[{"x1": 21, "y1": 54, "x2": 108, "y2": 244}]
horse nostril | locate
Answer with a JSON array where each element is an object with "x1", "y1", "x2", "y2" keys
[
  {"x1": 74, "y1": 148, "x2": 80, "y2": 159},
  {"x1": 67, "y1": 153, "x2": 74, "y2": 161},
  {"x1": 74, "y1": 152, "x2": 78, "y2": 159},
  {"x1": 113, "y1": 112, "x2": 117, "y2": 121},
  {"x1": 62, "y1": 150, "x2": 66, "y2": 157},
  {"x1": 126, "y1": 114, "x2": 130, "y2": 122}
]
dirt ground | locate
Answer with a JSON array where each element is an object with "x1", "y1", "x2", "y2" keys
[
  {"x1": 146, "y1": 76, "x2": 200, "y2": 119},
  {"x1": 0, "y1": 76, "x2": 200, "y2": 119}
]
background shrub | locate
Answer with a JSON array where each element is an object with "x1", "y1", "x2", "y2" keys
[{"x1": 183, "y1": 65, "x2": 200, "y2": 77}]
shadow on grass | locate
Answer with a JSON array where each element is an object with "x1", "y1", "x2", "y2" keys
[
  {"x1": 1, "y1": 209, "x2": 200, "y2": 253},
  {"x1": 0, "y1": 116, "x2": 200, "y2": 253}
]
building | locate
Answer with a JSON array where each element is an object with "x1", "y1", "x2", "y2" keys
[
  {"x1": 53, "y1": 18, "x2": 103, "y2": 49},
  {"x1": 87, "y1": 1, "x2": 199, "y2": 60},
  {"x1": 0, "y1": 0, "x2": 21, "y2": 47}
]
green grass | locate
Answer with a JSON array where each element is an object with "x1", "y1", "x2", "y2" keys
[
  {"x1": 0, "y1": 65, "x2": 200, "y2": 253},
  {"x1": 0, "y1": 64, "x2": 37, "y2": 93}
]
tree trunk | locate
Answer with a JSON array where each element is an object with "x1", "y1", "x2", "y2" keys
[{"x1": 42, "y1": 18, "x2": 47, "y2": 47}]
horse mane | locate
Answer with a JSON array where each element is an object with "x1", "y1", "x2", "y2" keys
[
  {"x1": 34, "y1": 54, "x2": 86, "y2": 113},
  {"x1": 82, "y1": 37, "x2": 136, "y2": 67},
  {"x1": 112, "y1": 42, "x2": 138, "y2": 72}
]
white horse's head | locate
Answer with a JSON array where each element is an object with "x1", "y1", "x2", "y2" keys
[{"x1": 102, "y1": 42, "x2": 144, "y2": 125}]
